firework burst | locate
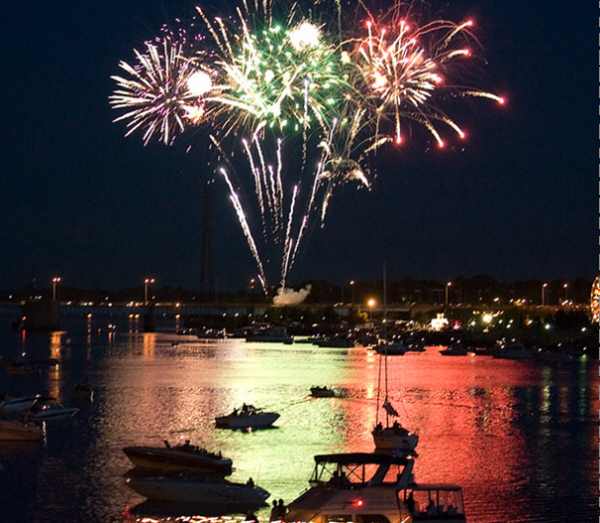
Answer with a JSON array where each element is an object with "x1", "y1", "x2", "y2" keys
[
  {"x1": 352, "y1": 15, "x2": 504, "y2": 149},
  {"x1": 110, "y1": 38, "x2": 213, "y2": 145}
]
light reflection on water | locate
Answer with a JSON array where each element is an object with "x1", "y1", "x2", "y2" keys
[{"x1": 0, "y1": 315, "x2": 597, "y2": 523}]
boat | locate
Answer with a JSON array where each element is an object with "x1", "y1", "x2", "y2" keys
[
  {"x1": 310, "y1": 386, "x2": 337, "y2": 398},
  {"x1": 0, "y1": 420, "x2": 43, "y2": 442},
  {"x1": 28, "y1": 399, "x2": 79, "y2": 421},
  {"x1": 316, "y1": 336, "x2": 354, "y2": 348},
  {"x1": 0, "y1": 395, "x2": 45, "y2": 415},
  {"x1": 215, "y1": 404, "x2": 279, "y2": 430},
  {"x1": 245, "y1": 327, "x2": 293, "y2": 344},
  {"x1": 372, "y1": 264, "x2": 418, "y2": 454},
  {"x1": 375, "y1": 340, "x2": 407, "y2": 355},
  {"x1": 493, "y1": 342, "x2": 533, "y2": 360},
  {"x1": 126, "y1": 476, "x2": 270, "y2": 506},
  {"x1": 440, "y1": 343, "x2": 469, "y2": 356},
  {"x1": 123, "y1": 442, "x2": 233, "y2": 476},
  {"x1": 287, "y1": 453, "x2": 466, "y2": 523}
]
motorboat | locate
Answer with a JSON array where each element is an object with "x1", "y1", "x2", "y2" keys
[
  {"x1": 28, "y1": 399, "x2": 79, "y2": 421},
  {"x1": 316, "y1": 336, "x2": 355, "y2": 349},
  {"x1": 440, "y1": 343, "x2": 469, "y2": 356},
  {"x1": 245, "y1": 327, "x2": 293, "y2": 344},
  {"x1": 0, "y1": 420, "x2": 43, "y2": 442},
  {"x1": 310, "y1": 386, "x2": 337, "y2": 398},
  {"x1": 373, "y1": 421, "x2": 419, "y2": 454},
  {"x1": 0, "y1": 395, "x2": 45, "y2": 415},
  {"x1": 493, "y1": 342, "x2": 533, "y2": 360},
  {"x1": 287, "y1": 452, "x2": 416, "y2": 523},
  {"x1": 287, "y1": 453, "x2": 466, "y2": 523},
  {"x1": 375, "y1": 341, "x2": 407, "y2": 356},
  {"x1": 215, "y1": 404, "x2": 279, "y2": 430},
  {"x1": 123, "y1": 442, "x2": 233, "y2": 476},
  {"x1": 126, "y1": 475, "x2": 269, "y2": 506}
]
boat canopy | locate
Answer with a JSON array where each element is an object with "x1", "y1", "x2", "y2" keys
[{"x1": 314, "y1": 453, "x2": 410, "y2": 466}]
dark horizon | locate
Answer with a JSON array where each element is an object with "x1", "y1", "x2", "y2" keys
[{"x1": 6, "y1": 1, "x2": 596, "y2": 290}]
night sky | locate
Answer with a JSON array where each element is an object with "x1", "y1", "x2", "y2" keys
[{"x1": 5, "y1": 1, "x2": 596, "y2": 290}]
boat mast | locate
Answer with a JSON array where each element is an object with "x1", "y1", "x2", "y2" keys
[{"x1": 383, "y1": 262, "x2": 390, "y2": 428}]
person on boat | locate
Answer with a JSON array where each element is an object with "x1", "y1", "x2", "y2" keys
[
  {"x1": 247, "y1": 477, "x2": 255, "y2": 488},
  {"x1": 269, "y1": 500, "x2": 279, "y2": 521},
  {"x1": 245, "y1": 510, "x2": 258, "y2": 522},
  {"x1": 426, "y1": 499, "x2": 437, "y2": 516},
  {"x1": 163, "y1": 440, "x2": 171, "y2": 448},
  {"x1": 276, "y1": 499, "x2": 286, "y2": 520},
  {"x1": 406, "y1": 492, "x2": 416, "y2": 514}
]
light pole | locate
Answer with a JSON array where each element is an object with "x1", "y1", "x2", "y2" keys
[
  {"x1": 445, "y1": 281, "x2": 452, "y2": 311},
  {"x1": 541, "y1": 282, "x2": 549, "y2": 306},
  {"x1": 350, "y1": 280, "x2": 356, "y2": 307},
  {"x1": 144, "y1": 277, "x2": 155, "y2": 305},
  {"x1": 367, "y1": 297, "x2": 377, "y2": 322},
  {"x1": 51, "y1": 277, "x2": 62, "y2": 302},
  {"x1": 563, "y1": 283, "x2": 569, "y2": 304}
]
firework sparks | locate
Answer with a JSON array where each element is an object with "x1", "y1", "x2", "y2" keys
[
  {"x1": 110, "y1": 38, "x2": 213, "y2": 145},
  {"x1": 353, "y1": 15, "x2": 504, "y2": 149}
]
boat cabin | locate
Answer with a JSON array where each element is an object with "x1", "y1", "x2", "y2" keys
[
  {"x1": 309, "y1": 453, "x2": 415, "y2": 488},
  {"x1": 399, "y1": 484, "x2": 466, "y2": 521}
]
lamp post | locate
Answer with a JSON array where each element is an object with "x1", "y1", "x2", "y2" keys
[
  {"x1": 144, "y1": 277, "x2": 155, "y2": 305},
  {"x1": 445, "y1": 281, "x2": 453, "y2": 310},
  {"x1": 350, "y1": 280, "x2": 356, "y2": 307},
  {"x1": 562, "y1": 283, "x2": 569, "y2": 304},
  {"x1": 541, "y1": 282, "x2": 549, "y2": 306},
  {"x1": 51, "y1": 276, "x2": 62, "y2": 302},
  {"x1": 367, "y1": 297, "x2": 377, "y2": 322}
]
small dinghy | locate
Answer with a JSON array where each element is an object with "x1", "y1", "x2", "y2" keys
[
  {"x1": 28, "y1": 399, "x2": 79, "y2": 421},
  {"x1": 124, "y1": 441, "x2": 233, "y2": 476},
  {"x1": 310, "y1": 386, "x2": 336, "y2": 398},
  {"x1": 215, "y1": 404, "x2": 279, "y2": 430},
  {"x1": 0, "y1": 420, "x2": 43, "y2": 442},
  {"x1": 126, "y1": 475, "x2": 270, "y2": 505}
]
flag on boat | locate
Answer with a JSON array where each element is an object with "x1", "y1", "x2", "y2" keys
[{"x1": 382, "y1": 399, "x2": 399, "y2": 417}]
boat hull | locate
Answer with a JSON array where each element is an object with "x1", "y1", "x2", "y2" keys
[
  {"x1": 31, "y1": 408, "x2": 79, "y2": 421},
  {"x1": 123, "y1": 447, "x2": 233, "y2": 476},
  {"x1": 0, "y1": 396, "x2": 39, "y2": 415},
  {"x1": 215, "y1": 412, "x2": 279, "y2": 429},
  {"x1": 127, "y1": 477, "x2": 269, "y2": 505},
  {"x1": 373, "y1": 431, "x2": 419, "y2": 452}
]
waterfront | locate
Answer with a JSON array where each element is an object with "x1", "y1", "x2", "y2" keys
[{"x1": 0, "y1": 311, "x2": 597, "y2": 523}]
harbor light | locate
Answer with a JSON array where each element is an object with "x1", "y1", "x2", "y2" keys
[{"x1": 482, "y1": 313, "x2": 494, "y2": 324}]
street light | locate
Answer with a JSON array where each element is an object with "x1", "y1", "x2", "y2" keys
[
  {"x1": 541, "y1": 282, "x2": 549, "y2": 306},
  {"x1": 51, "y1": 276, "x2": 62, "y2": 302},
  {"x1": 350, "y1": 280, "x2": 356, "y2": 307},
  {"x1": 144, "y1": 277, "x2": 156, "y2": 305},
  {"x1": 445, "y1": 281, "x2": 453, "y2": 309},
  {"x1": 562, "y1": 283, "x2": 569, "y2": 304}
]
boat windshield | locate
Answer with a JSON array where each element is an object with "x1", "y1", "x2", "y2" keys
[
  {"x1": 311, "y1": 454, "x2": 412, "y2": 487},
  {"x1": 399, "y1": 486, "x2": 465, "y2": 519}
]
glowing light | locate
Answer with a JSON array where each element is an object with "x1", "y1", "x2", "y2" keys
[
  {"x1": 482, "y1": 313, "x2": 494, "y2": 324},
  {"x1": 289, "y1": 21, "x2": 321, "y2": 51},
  {"x1": 187, "y1": 70, "x2": 213, "y2": 97}
]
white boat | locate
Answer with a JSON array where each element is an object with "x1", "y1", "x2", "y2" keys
[
  {"x1": 287, "y1": 453, "x2": 466, "y2": 523},
  {"x1": 123, "y1": 442, "x2": 233, "y2": 476},
  {"x1": 493, "y1": 343, "x2": 533, "y2": 360},
  {"x1": 29, "y1": 400, "x2": 79, "y2": 421},
  {"x1": 245, "y1": 327, "x2": 293, "y2": 344},
  {"x1": 126, "y1": 476, "x2": 270, "y2": 505},
  {"x1": 0, "y1": 395, "x2": 43, "y2": 415},
  {"x1": 373, "y1": 423, "x2": 419, "y2": 453},
  {"x1": 310, "y1": 386, "x2": 337, "y2": 398},
  {"x1": 0, "y1": 420, "x2": 43, "y2": 442},
  {"x1": 215, "y1": 404, "x2": 279, "y2": 430}
]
